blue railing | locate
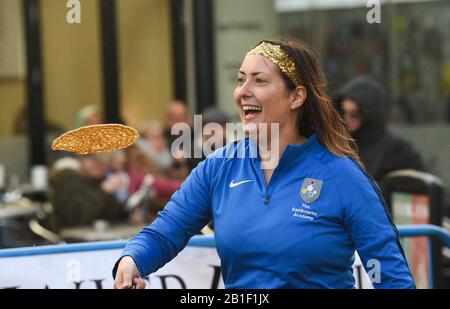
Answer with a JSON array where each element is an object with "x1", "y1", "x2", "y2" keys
[
  {"x1": 397, "y1": 224, "x2": 450, "y2": 289},
  {"x1": 0, "y1": 234, "x2": 215, "y2": 258},
  {"x1": 398, "y1": 224, "x2": 450, "y2": 247},
  {"x1": 0, "y1": 225, "x2": 449, "y2": 288}
]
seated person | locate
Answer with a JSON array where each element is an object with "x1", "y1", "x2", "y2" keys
[
  {"x1": 127, "y1": 121, "x2": 172, "y2": 179},
  {"x1": 49, "y1": 154, "x2": 127, "y2": 230},
  {"x1": 104, "y1": 150, "x2": 130, "y2": 204}
]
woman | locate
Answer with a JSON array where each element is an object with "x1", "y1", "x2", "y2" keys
[{"x1": 113, "y1": 39, "x2": 415, "y2": 289}]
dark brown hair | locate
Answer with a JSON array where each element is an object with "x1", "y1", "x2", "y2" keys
[{"x1": 261, "y1": 38, "x2": 360, "y2": 161}]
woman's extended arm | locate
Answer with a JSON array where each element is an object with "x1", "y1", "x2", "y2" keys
[{"x1": 113, "y1": 156, "x2": 218, "y2": 288}]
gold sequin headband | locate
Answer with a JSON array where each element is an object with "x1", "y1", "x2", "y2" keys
[{"x1": 247, "y1": 41, "x2": 302, "y2": 87}]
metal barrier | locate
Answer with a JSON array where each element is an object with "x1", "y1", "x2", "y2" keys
[
  {"x1": 0, "y1": 234, "x2": 215, "y2": 258},
  {"x1": 382, "y1": 170, "x2": 445, "y2": 288},
  {"x1": 397, "y1": 224, "x2": 450, "y2": 289},
  {"x1": 0, "y1": 224, "x2": 449, "y2": 288}
]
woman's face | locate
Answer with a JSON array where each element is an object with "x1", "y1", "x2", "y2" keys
[
  {"x1": 233, "y1": 54, "x2": 296, "y2": 135},
  {"x1": 341, "y1": 99, "x2": 362, "y2": 133}
]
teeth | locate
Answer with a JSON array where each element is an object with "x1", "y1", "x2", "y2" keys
[{"x1": 242, "y1": 105, "x2": 262, "y2": 112}]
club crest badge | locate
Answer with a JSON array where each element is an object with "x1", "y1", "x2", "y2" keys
[{"x1": 300, "y1": 178, "x2": 323, "y2": 203}]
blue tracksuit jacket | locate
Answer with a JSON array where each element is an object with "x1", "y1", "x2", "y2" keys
[{"x1": 116, "y1": 134, "x2": 415, "y2": 288}]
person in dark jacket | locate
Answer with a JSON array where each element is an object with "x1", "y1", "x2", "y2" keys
[
  {"x1": 334, "y1": 75, "x2": 427, "y2": 183},
  {"x1": 50, "y1": 155, "x2": 126, "y2": 229}
]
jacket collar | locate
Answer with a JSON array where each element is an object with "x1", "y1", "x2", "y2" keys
[{"x1": 244, "y1": 133, "x2": 320, "y2": 169}]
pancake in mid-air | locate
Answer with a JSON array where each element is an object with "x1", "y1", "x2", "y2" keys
[{"x1": 51, "y1": 124, "x2": 139, "y2": 154}]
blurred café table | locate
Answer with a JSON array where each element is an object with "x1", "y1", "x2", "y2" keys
[
  {"x1": 59, "y1": 222, "x2": 146, "y2": 242},
  {"x1": 0, "y1": 199, "x2": 41, "y2": 220},
  {"x1": 18, "y1": 184, "x2": 49, "y2": 203},
  {"x1": 0, "y1": 199, "x2": 42, "y2": 248}
]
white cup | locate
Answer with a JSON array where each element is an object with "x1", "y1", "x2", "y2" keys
[{"x1": 31, "y1": 165, "x2": 48, "y2": 190}]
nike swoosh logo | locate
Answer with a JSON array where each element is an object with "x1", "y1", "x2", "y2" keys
[{"x1": 229, "y1": 179, "x2": 254, "y2": 188}]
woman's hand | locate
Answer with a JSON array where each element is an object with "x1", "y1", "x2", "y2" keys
[{"x1": 113, "y1": 256, "x2": 146, "y2": 289}]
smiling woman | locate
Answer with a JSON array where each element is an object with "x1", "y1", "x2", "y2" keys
[
  {"x1": 236, "y1": 40, "x2": 359, "y2": 160},
  {"x1": 112, "y1": 38, "x2": 416, "y2": 289}
]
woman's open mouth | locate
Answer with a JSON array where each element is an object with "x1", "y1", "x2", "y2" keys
[{"x1": 242, "y1": 105, "x2": 262, "y2": 121}]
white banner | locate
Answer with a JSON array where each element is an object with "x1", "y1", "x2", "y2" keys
[
  {"x1": 0, "y1": 246, "x2": 223, "y2": 289},
  {"x1": 0, "y1": 242, "x2": 373, "y2": 289}
]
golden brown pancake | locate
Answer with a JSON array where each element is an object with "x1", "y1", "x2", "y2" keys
[{"x1": 51, "y1": 124, "x2": 139, "y2": 154}]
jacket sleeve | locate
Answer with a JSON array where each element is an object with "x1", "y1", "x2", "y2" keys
[
  {"x1": 113, "y1": 156, "x2": 217, "y2": 278},
  {"x1": 337, "y1": 159, "x2": 416, "y2": 288}
]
